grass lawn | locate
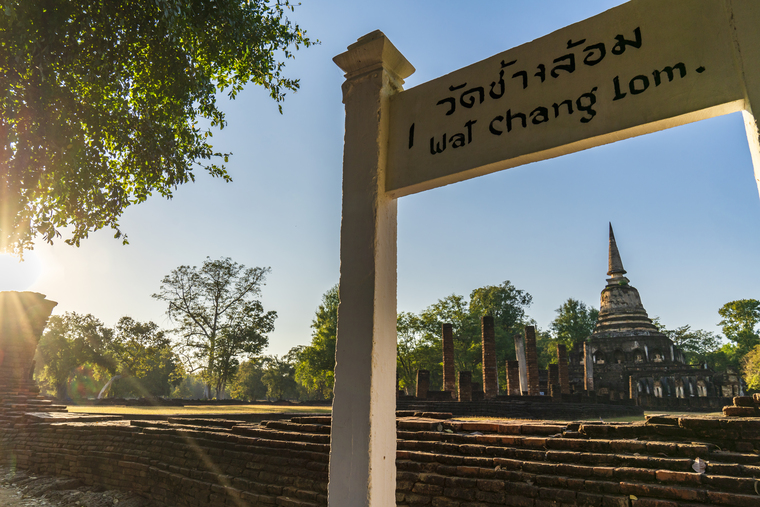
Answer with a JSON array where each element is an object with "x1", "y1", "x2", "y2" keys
[
  {"x1": 66, "y1": 405, "x2": 721, "y2": 421},
  {"x1": 67, "y1": 404, "x2": 332, "y2": 416}
]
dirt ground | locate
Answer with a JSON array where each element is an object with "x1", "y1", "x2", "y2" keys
[{"x1": 0, "y1": 466, "x2": 150, "y2": 507}]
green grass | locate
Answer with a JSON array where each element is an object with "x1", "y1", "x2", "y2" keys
[
  {"x1": 67, "y1": 404, "x2": 332, "y2": 416},
  {"x1": 66, "y1": 405, "x2": 721, "y2": 421}
]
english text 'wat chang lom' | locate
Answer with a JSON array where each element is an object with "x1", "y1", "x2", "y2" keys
[{"x1": 401, "y1": 224, "x2": 740, "y2": 416}]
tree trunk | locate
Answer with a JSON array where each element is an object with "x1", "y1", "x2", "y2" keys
[{"x1": 56, "y1": 380, "x2": 69, "y2": 402}]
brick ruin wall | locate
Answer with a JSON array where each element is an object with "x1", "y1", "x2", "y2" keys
[{"x1": 3, "y1": 410, "x2": 760, "y2": 507}]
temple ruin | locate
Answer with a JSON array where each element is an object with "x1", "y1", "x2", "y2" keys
[
  {"x1": 572, "y1": 224, "x2": 740, "y2": 408},
  {"x1": 402, "y1": 225, "x2": 738, "y2": 413}
]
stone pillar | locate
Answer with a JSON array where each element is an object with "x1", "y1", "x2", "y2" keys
[
  {"x1": 513, "y1": 333, "x2": 528, "y2": 395},
  {"x1": 0, "y1": 292, "x2": 57, "y2": 386},
  {"x1": 330, "y1": 32, "x2": 414, "y2": 507},
  {"x1": 442, "y1": 323, "x2": 455, "y2": 396},
  {"x1": 481, "y1": 316, "x2": 498, "y2": 399},
  {"x1": 506, "y1": 360, "x2": 521, "y2": 396},
  {"x1": 525, "y1": 326, "x2": 540, "y2": 396},
  {"x1": 629, "y1": 376, "x2": 638, "y2": 402},
  {"x1": 584, "y1": 342, "x2": 594, "y2": 392},
  {"x1": 548, "y1": 364, "x2": 559, "y2": 396},
  {"x1": 458, "y1": 371, "x2": 472, "y2": 402},
  {"x1": 557, "y1": 344, "x2": 570, "y2": 395},
  {"x1": 415, "y1": 370, "x2": 429, "y2": 399}
]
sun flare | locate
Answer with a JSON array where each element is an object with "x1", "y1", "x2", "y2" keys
[{"x1": 0, "y1": 252, "x2": 43, "y2": 291}]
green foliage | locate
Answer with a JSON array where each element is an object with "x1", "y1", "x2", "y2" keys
[
  {"x1": 719, "y1": 299, "x2": 760, "y2": 356},
  {"x1": 36, "y1": 312, "x2": 183, "y2": 400},
  {"x1": 657, "y1": 324, "x2": 722, "y2": 365},
  {"x1": 0, "y1": 0, "x2": 314, "y2": 255},
  {"x1": 742, "y1": 345, "x2": 760, "y2": 391},
  {"x1": 105, "y1": 316, "x2": 183, "y2": 398},
  {"x1": 152, "y1": 257, "x2": 276, "y2": 399},
  {"x1": 36, "y1": 312, "x2": 112, "y2": 400},
  {"x1": 549, "y1": 298, "x2": 598, "y2": 349},
  {"x1": 396, "y1": 311, "x2": 439, "y2": 394},
  {"x1": 228, "y1": 358, "x2": 267, "y2": 402},
  {"x1": 261, "y1": 355, "x2": 298, "y2": 400},
  {"x1": 294, "y1": 285, "x2": 338, "y2": 399},
  {"x1": 170, "y1": 373, "x2": 206, "y2": 399},
  {"x1": 706, "y1": 342, "x2": 742, "y2": 374},
  {"x1": 397, "y1": 281, "x2": 533, "y2": 392}
]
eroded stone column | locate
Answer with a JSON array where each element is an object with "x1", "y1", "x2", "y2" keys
[
  {"x1": 557, "y1": 344, "x2": 570, "y2": 395},
  {"x1": 506, "y1": 360, "x2": 520, "y2": 396},
  {"x1": 442, "y1": 323, "x2": 455, "y2": 396},
  {"x1": 629, "y1": 376, "x2": 638, "y2": 401},
  {"x1": 525, "y1": 326, "x2": 540, "y2": 396},
  {"x1": 548, "y1": 364, "x2": 559, "y2": 397},
  {"x1": 458, "y1": 371, "x2": 472, "y2": 402},
  {"x1": 0, "y1": 291, "x2": 57, "y2": 386},
  {"x1": 416, "y1": 370, "x2": 430, "y2": 399},
  {"x1": 481, "y1": 316, "x2": 498, "y2": 399},
  {"x1": 584, "y1": 342, "x2": 594, "y2": 392},
  {"x1": 513, "y1": 333, "x2": 527, "y2": 395}
]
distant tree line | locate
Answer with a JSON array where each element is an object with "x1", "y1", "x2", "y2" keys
[
  {"x1": 274, "y1": 285, "x2": 759, "y2": 399},
  {"x1": 34, "y1": 257, "x2": 760, "y2": 401}
]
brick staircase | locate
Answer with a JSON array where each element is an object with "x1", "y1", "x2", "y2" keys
[
  {"x1": 249, "y1": 412, "x2": 760, "y2": 507},
  {"x1": 0, "y1": 378, "x2": 68, "y2": 426},
  {"x1": 3, "y1": 407, "x2": 760, "y2": 506}
]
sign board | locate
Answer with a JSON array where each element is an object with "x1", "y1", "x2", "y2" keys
[
  {"x1": 329, "y1": 1, "x2": 760, "y2": 505},
  {"x1": 386, "y1": 0, "x2": 756, "y2": 197}
]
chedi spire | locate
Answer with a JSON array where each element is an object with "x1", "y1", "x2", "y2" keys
[{"x1": 607, "y1": 223, "x2": 628, "y2": 285}]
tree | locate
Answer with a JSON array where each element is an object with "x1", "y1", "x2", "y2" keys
[
  {"x1": 741, "y1": 345, "x2": 760, "y2": 391},
  {"x1": 262, "y1": 355, "x2": 298, "y2": 400},
  {"x1": 104, "y1": 317, "x2": 183, "y2": 398},
  {"x1": 229, "y1": 358, "x2": 267, "y2": 402},
  {"x1": 152, "y1": 257, "x2": 276, "y2": 399},
  {"x1": 719, "y1": 299, "x2": 760, "y2": 356},
  {"x1": 36, "y1": 312, "x2": 112, "y2": 400},
  {"x1": 396, "y1": 281, "x2": 533, "y2": 391},
  {"x1": 469, "y1": 281, "x2": 533, "y2": 383},
  {"x1": 549, "y1": 298, "x2": 599, "y2": 349},
  {"x1": 0, "y1": 0, "x2": 313, "y2": 255},
  {"x1": 294, "y1": 285, "x2": 338, "y2": 399},
  {"x1": 658, "y1": 324, "x2": 722, "y2": 365}
]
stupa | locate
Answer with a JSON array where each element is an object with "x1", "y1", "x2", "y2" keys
[
  {"x1": 587, "y1": 224, "x2": 677, "y2": 366},
  {"x1": 581, "y1": 225, "x2": 739, "y2": 405}
]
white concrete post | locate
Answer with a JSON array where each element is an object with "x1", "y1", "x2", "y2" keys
[
  {"x1": 330, "y1": 32, "x2": 414, "y2": 507},
  {"x1": 727, "y1": 0, "x2": 760, "y2": 199}
]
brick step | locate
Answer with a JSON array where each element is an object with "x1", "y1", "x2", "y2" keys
[
  {"x1": 397, "y1": 439, "x2": 760, "y2": 478},
  {"x1": 165, "y1": 417, "x2": 239, "y2": 428},
  {"x1": 275, "y1": 496, "x2": 321, "y2": 507},
  {"x1": 396, "y1": 456, "x2": 760, "y2": 506},
  {"x1": 261, "y1": 420, "x2": 331, "y2": 435},
  {"x1": 290, "y1": 416, "x2": 332, "y2": 426},
  {"x1": 397, "y1": 428, "x2": 712, "y2": 460},
  {"x1": 231, "y1": 425, "x2": 330, "y2": 445},
  {"x1": 130, "y1": 420, "x2": 234, "y2": 434},
  {"x1": 43, "y1": 406, "x2": 68, "y2": 412}
]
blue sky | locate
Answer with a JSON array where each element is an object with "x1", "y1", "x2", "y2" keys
[{"x1": 4, "y1": 0, "x2": 759, "y2": 356}]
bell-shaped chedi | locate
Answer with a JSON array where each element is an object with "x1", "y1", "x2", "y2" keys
[
  {"x1": 0, "y1": 291, "x2": 58, "y2": 385},
  {"x1": 592, "y1": 224, "x2": 662, "y2": 338}
]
